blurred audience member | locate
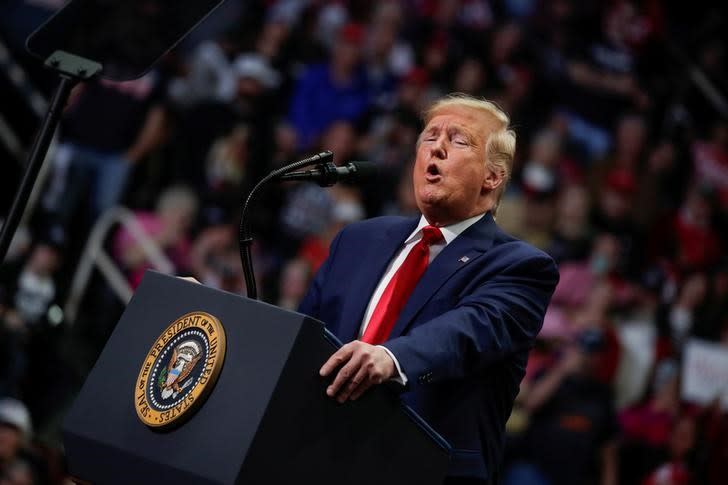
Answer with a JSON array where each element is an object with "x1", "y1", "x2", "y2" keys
[
  {"x1": 619, "y1": 359, "x2": 681, "y2": 483},
  {"x1": 636, "y1": 139, "x2": 680, "y2": 228},
  {"x1": 547, "y1": 183, "x2": 593, "y2": 263},
  {"x1": 518, "y1": 129, "x2": 565, "y2": 248},
  {"x1": 296, "y1": 191, "x2": 365, "y2": 275},
  {"x1": 168, "y1": 37, "x2": 240, "y2": 108},
  {"x1": 452, "y1": 57, "x2": 487, "y2": 96},
  {"x1": 43, "y1": 71, "x2": 170, "y2": 227},
  {"x1": 671, "y1": 183, "x2": 722, "y2": 273},
  {"x1": 590, "y1": 114, "x2": 647, "y2": 196},
  {"x1": 641, "y1": 415, "x2": 697, "y2": 485},
  {"x1": 0, "y1": 236, "x2": 64, "y2": 396},
  {"x1": 700, "y1": 394, "x2": 728, "y2": 484},
  {"x1": 521, "y1": 129, "x2": 564, "y2": 197},
  {"x1": 381, "y1": 161, "x2": 419, "y2": 217},
  {"x1": 286, "y1": 22, "x2": 371, "y2": 149},
  {"x1": 556, "y1": 2, "x2": 649, "y2": 161},
  {"x1": 0, "y1": 398, "x2": 40, "y2": 485},
  {"x1": 189, "y1": 224, "x2": 243, "y2": 295},
  {"x1": 664, "y1": 273, "x2": 708, "y2": 351},
  {"x1": 592, "y1": 166, "x2": 644, "y2": 274},
  {"x1": 277, "y1": 259, "x2": 312, "y2": 311},
  {"x1": 507, "y1": 328, "x2": 619, "y2": 485},
  {"x1": 692, "y1": 119, "x2": 728, "y2": 211},
  {"x1": 114, "y1": 186, "x2": 198, "y2": 288},
  {"x1": 203, "y1": 124, "x2": 250, "y2": 222},
  {"x1": 362, "y1": 1, "x2": 408, "y2": 109},
  {"x1": 552, "y1": 233, "x2": 629, "y2": 310}
]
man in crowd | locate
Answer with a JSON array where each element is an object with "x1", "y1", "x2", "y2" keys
[
  {"x1": 0, "y1": 398, "x2": 37, "y2": 484},
  {"x1": 299, "y1": 94, "x2": 559, "y2": 484}
]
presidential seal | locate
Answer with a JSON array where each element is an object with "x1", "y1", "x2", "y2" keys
[{"x1": 134, "y1": 311, "x2": 226, "y2": 428}]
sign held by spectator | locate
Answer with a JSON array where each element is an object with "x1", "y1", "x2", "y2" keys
[{"x1": 682, "y1": 339, "x2": 728, "y2": 410}]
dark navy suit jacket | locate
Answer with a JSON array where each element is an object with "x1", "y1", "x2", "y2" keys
[{"x1": 299, "y1": 212, "x2": 559, "y2": 480}]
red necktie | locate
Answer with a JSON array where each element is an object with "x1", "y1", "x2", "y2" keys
[{"x1": 361, "y1": 225, "x2": 444, "y2": 345}]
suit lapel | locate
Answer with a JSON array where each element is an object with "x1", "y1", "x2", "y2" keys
[
  {"x1": 337, "y1": 217, "x2": 418, "y2": 342},
  {"x1": 388, "y1": 213, "x2": 498, "y2": 339}
]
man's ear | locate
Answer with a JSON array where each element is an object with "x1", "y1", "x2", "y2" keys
[{"x1": 482, "y1": 165, "x2": 504, "y2": 192}]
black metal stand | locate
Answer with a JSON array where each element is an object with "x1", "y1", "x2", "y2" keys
[
  {"x1": 238, "y1": 151, "x2": 333, "y2": 299},
  {"x1": 0, "y1": 51, "x2": 101, "y2": 263}
]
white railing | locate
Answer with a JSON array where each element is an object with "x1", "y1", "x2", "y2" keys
[{"x1": 64, "y1": 206, "x2": 174, "y2": 324}]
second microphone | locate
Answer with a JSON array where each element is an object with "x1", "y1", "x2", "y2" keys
[{"x1": 277, "y1": 161, "x2": 377, "y2": 187}]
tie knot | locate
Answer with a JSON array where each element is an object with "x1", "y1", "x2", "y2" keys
[{"x1": 420, "y1": 225, "x2": 444, "y2": 246}]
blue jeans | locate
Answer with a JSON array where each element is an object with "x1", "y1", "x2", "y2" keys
[
  {"x1": 502, "y1": 462, "x2": 551, "y2": 485},
  {"x1": 44, "y1": 143, "x2": 131, "y2": 222},
  {"x1": 560, "y1": 111, "x2": 612, "y2": 163}
]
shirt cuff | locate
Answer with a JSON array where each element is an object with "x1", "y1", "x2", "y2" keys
[{"x1": 377, "y1": 345, "x2": 408, "y2": 386}]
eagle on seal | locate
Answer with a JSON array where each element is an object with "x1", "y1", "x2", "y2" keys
[{"x1": 160, "y1": 340, "x2": 202, "y2": 399}]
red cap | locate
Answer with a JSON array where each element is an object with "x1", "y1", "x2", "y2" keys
[
  {"x1": 605, "y1": 168, "x2": 637, "y2": 194},
  {"x1": 339, "y1": 22, "x2": 365, "y2": 45},
  {"x1": 403, "y1": 67, "x2": 429, "y2": 86}
]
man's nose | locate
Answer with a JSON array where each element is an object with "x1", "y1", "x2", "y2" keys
[{"x1": 430, "y1": 136, "x2": 447, "y2": 159}]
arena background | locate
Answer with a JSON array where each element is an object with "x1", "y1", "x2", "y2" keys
[{"x1": 1, "y1": 1, "x2": 727, "y2": 483}]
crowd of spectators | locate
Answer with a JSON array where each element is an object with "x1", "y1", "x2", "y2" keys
[{"x1": 1, "y1": 1, "x2": 727, "y2": 483}]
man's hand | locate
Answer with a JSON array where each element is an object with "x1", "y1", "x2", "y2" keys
[{"x1": 319, "y1": 341, "x2": 396, "y2": 403}]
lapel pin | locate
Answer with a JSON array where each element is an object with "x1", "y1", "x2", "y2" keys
[{"x1": 459, "y1": 256, "x2": 470, "y2": 263}]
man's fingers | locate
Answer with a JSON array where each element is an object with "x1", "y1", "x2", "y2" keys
[
  {"x1": 321, "y1": 342, "x2": 394, "y2": 402},
  {"x1": 327, "y1": 357, "x2": 361, "y2": 399},
  {"x1": 320, "y1": 344, "x2": 354, "y2": 377},
  {"x1": 178, "y1": 276, "x2": 201, "y2": 284},
  {"x1": 349, "y1": 380, "x2": 374, "y2": 401},
  {"x1": 349, "y1": 362, "x2": 380, "y2": 401},
  {"x1": 337, "y1": 364, "x2": 370, "y2": 403}
]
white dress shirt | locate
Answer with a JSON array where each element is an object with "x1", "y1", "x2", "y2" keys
[{"x1": 360, "y1": 212, "x2": 487, "y2": 384}]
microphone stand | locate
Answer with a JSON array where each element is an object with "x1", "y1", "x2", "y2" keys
[
  {"x1": 0, "y1": 51, "x2": 101, "y2": 263},
  {"x1": 238, "y1": 150, "x2": 333, "y2": 299}
]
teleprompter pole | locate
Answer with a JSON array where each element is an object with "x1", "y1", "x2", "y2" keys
[{"x1": 0, "y1": 51, "x2": 101, "y2": 263}]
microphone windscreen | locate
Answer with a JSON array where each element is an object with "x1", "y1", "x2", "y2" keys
[{"x1": 348, "y1": 161, "x2": 379, "y2": 180}]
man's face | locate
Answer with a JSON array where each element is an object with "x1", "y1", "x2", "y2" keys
[
  {"x1": 0, "y1": 423, "x2": 20, "y2": 462},
  {"x1": 413, "y1": 105, "x2": 497, "y2": 225}
]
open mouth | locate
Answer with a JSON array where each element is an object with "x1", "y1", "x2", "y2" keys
[{"x1": 425, "y1": 163, "x2": 441, "y2": 182}]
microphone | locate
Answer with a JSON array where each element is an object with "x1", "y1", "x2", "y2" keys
[{"x1": 278, "y1": 161, "x2": 377, "y2": 186}]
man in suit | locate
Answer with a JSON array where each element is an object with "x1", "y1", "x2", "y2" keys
[{"x1": 299, "y1": 94, "x2": 559, "y2": 484}]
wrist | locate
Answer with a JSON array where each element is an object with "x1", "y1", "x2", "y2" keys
[{"x1": 378, "y1": 345, "x2": 407, "y2": 385}]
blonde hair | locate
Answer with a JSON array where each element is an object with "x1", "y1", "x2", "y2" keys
[
  {"x1": 423, "y1": 93, "x2": 516, "y2": 216},
  {"x1": 156, "y1": 185, "x2": 199, "y2": 216}
]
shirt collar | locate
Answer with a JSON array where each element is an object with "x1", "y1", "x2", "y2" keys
[{"x1": 405, "y1": 212, "x2": 487, "y2": 246}]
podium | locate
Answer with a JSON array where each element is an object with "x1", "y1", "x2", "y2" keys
[{"x1": 63, "y1": 271, "x2": 450, "y2": 484}]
